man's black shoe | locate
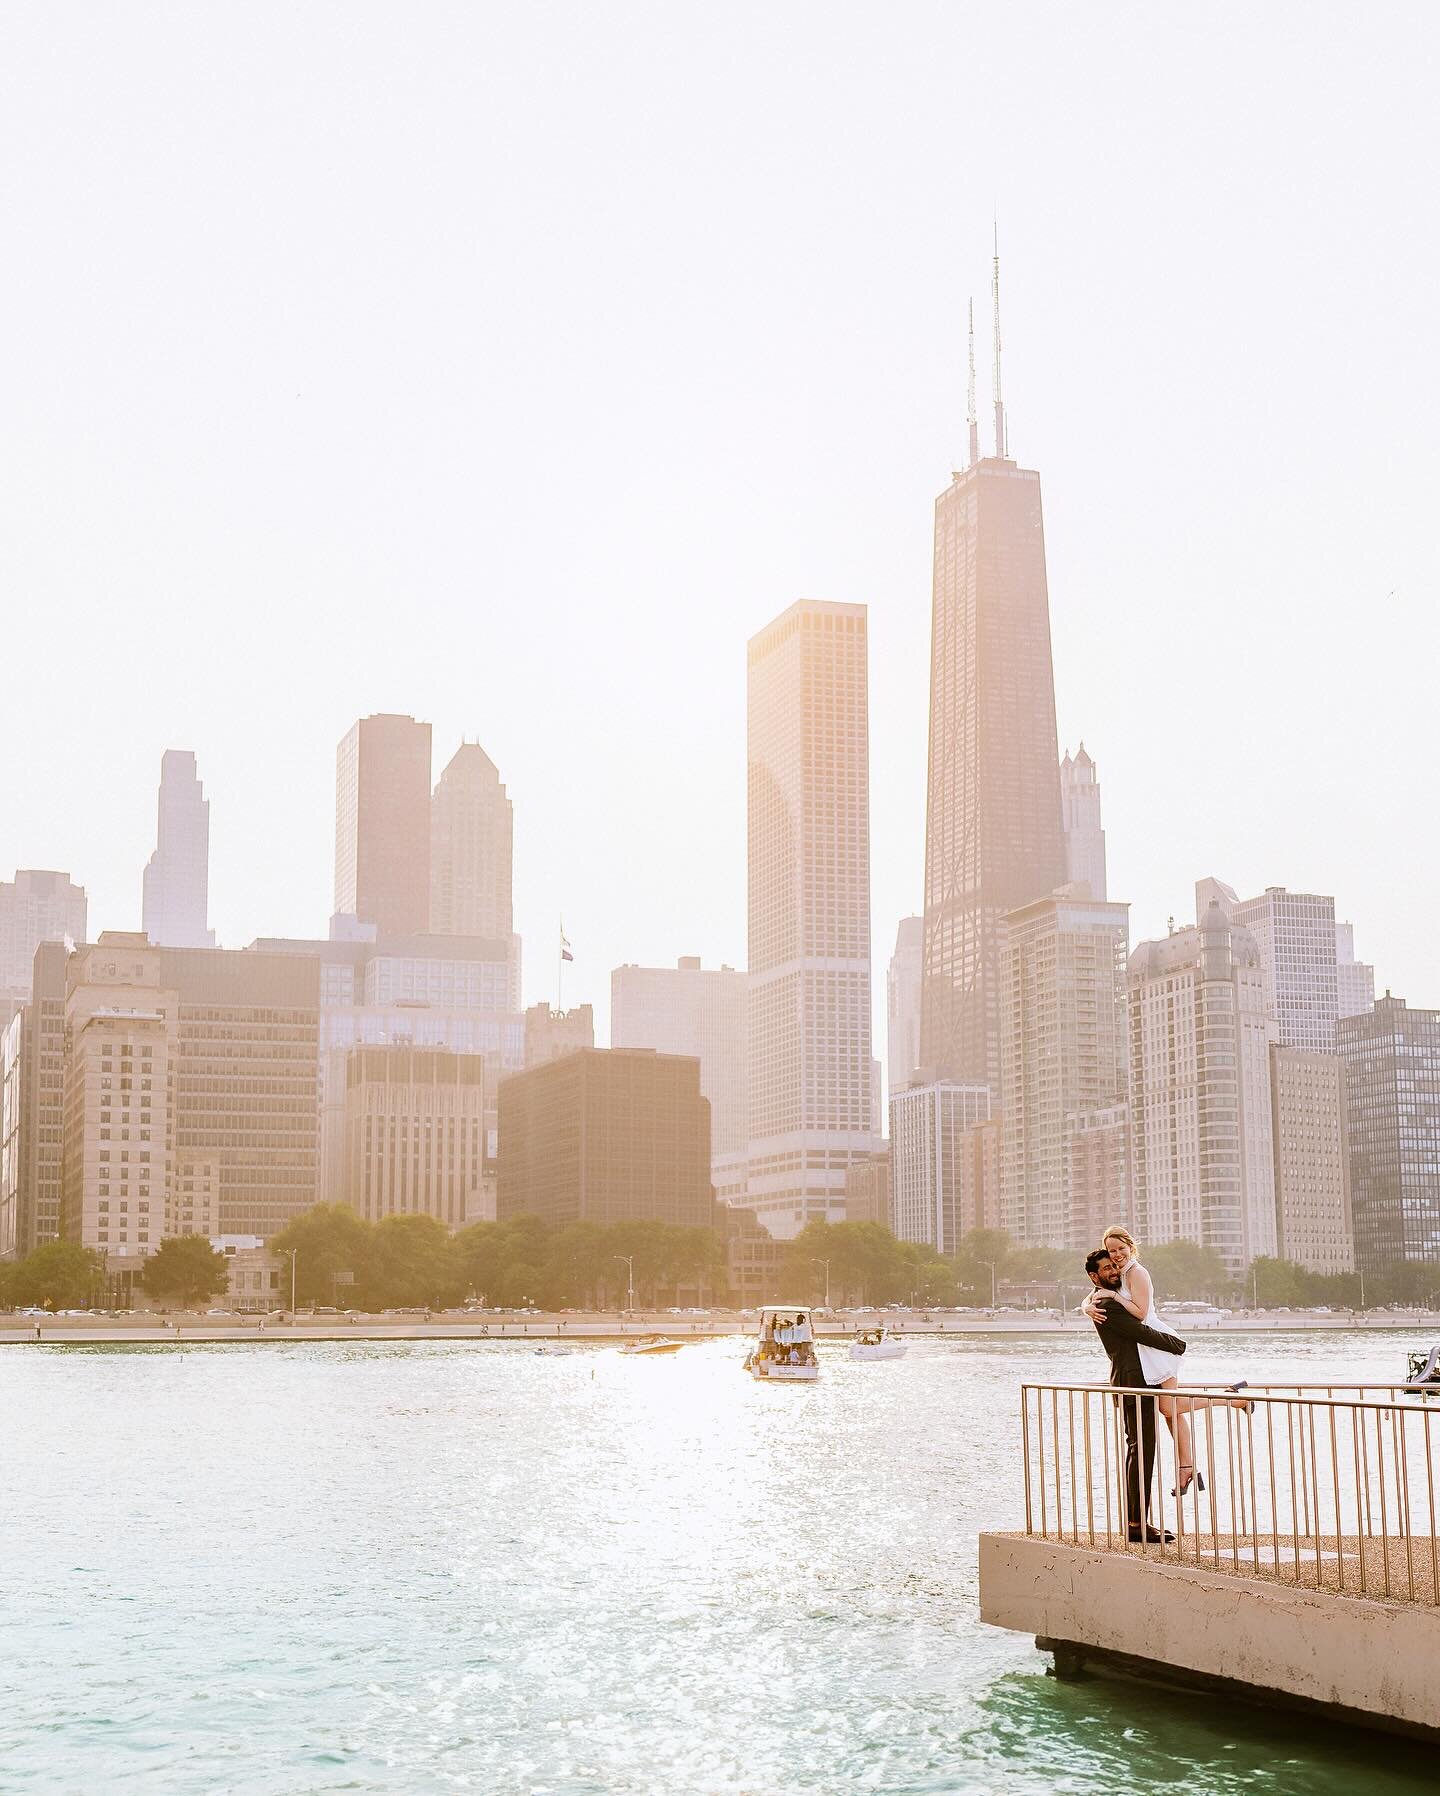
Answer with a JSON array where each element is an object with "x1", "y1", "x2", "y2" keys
[{"x1": 1125, "y1": 1527, "x2": 1175, "y2": 1544}]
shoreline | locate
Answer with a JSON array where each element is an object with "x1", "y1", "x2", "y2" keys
[{"x1": 2, "y1": 1313, "x2": 1434, "y2": 1345}]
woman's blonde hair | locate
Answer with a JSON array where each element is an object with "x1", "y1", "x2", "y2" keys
[{"x1": 1101, "y1": 1224, "x2": 1137, "y2": 1252}]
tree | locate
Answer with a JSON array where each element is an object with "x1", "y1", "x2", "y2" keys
[
  {"x1": 10, "y1": 1242, "x2": 105, "y2": 1309},
  {"x1": 269, "y1": 1203, "x2": 373, "y2": 1306},
  {"x1": 1246, "y1": 1256, "x2": 1303, "y2": 1309},
  {"x1": 366, "y1": 1213, "x2": 467, "y2": 1308},
  {"x1": 141, "y1": 1236, "x2": 232, "y2": 1307},
  {"x1": 1145, "y1": 1239, "x2": 1233, "y2": 1303}
]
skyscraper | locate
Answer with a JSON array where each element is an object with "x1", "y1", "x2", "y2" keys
[
  {"x1": 430, "y1": 742, "x2": 514, "y2": 941},
  {"x1": 0, "y1": 870, "x2": 87, "y2": 1003},
  {"x1": 998, "y1": 891, "x2": 1130, "y2": 1248},
  {"x1": 886, "y1": 917, "x2": 924, "y2": 1103},
  {"x1": 1059, "y1": 745, "x2": 1107, "y2": 900},
  {"x1": 921, "y1": 250, "x2": 1066, "y2": 1092},
  {"x1": 334, "y1": 714, "x2": 432, "y2": 937},
  {"x1": 1338, "y1": 995, "x2": 1440, "y2": 1273},
  {"x1": 1195, "y1": 880, "x2": 1338, "y2": 1053},
  {"x1": 889, "y1": 1078, "x2": 992, "y2": 1254},
  {"x1": 1270, "y1": 1047, "x2": 1353, "y2": 1276},
  {"x1": 142, "y1": 750, "x2": 216, "y2": 949},
  {"x1": 1127, "y1": 905, "x2": 1277, "y2": 1276},
  {"x1": 747, "y1": 599, "x2": 875, "y2": 1237},
  {"x1": 611, "y1": 957, "x2": 748, "y2": 1172},
  {"x1": 1335, "y1": 922, "x2": 1375, "y2": 1021}
]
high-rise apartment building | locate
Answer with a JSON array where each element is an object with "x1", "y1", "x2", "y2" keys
[
  {"x1": 1335, "y1": 923, "x2": 1376, "y2": 1022},
  {"x1": 920, "y1": 267, "x2": 1066, "y2": 1092},
  {"x1": 0, "y1": 1013, "x2": 22, "y2": 1260},
  {"x1": 999, "y1": 892, "x2": 1130, "y2": 1248},
  {"x1": 430, "y1": 743, "x2": 513, "y2": 940},
  {"x1": 886, "y1": 917, "x2": 924, "y2": 1105},
  {"x1": 0, "y1": 871, "x2": 86, "y2": 1002},
  {"x1": 888, "y1": 1078, "x2": 992, "y2": 1254},
  {"x1": 334, "y1": 714, "x2": 433, "y2": 937},
  {"x1": 498, "y1": 1047, "x2": 714, "y2": 1231},
  {"x1": 142, "y1": 750, "x2": 216, "y2": 949},
  {"x1": 1270, "y1": 1047, "x2": 1353, "y2": 1276},
  {"x1": 1064, "y1": 1105, "x2": 1130, "y2": 1252},
  {"x1": 843, "y1": 1151, "x2": 892, "y2": 1229},
  {"x1": 343, "y1": 1045, "x2": 487, "y2": 1227},
  {"x1": 1195, "y1": 880, "x2": 1339, "y2": 1053},
  {"x1": 1338, "y1": 995, "x2": 1440, "y2": 1272},
  {"x1": 747, "y1": 599, "x2": 876, "y2": 1238},
  {"x1": 1127, "y1": 906, "x2": 1277, "y2": 1276},
  {"x1": 10, "y1": 942, "x2": 69, "y2": 1253},
  {"x1": 611, "y1": 958, "x2": 747, "y2": 1169},
  {"x1": 1059, "y1": 745, "x2": 1107, "y2": 900}
]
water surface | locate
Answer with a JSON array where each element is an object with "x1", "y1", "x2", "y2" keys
[{"x1": 1, "y1": 1329, "x2": 1433, "y2": 1794}]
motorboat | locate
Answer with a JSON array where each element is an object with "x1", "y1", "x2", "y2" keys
[
  {"x1": 744, "y1": 1304, "x2": 820, "y2": 1381},
  {"x1": 1406, "y1": 1345, "x2": 1440, "y2": 1393},
  {"x1": 619, "y1": 1334, "x2": 686, "y2": 1355},
  {"x1": 849, "y1": 1324, "x2": 907, "y2": 1362}
]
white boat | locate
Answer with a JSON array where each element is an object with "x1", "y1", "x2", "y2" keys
[
  {"x1": 1407, "y1": 1345, "x2": 1440, "y2": 1393},
  {"x1": 619, "y1": 1334, "x2": 686, "y2": 1356},
  {"x1": 744, "y1": 1305, "x2": 820, "y2": 1381},
  {"x1": 849, "y1": 1325, "x2": 907, "y2": 1362}
]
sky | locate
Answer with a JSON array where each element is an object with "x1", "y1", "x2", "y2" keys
[{"x1": 2, "y1": 4, "x2": 1437, "y2": 1065}]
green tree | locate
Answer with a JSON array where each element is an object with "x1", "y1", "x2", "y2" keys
[
  {"x1": 366, "y1": 1213, "x2": 467, "y2": 1308},
  {"x1": 1246, "y1": 1255, "x2": 1304, "y2": 1309},
  {"x1": 269, "y1": 1203, "x2": 373, "y2": 1306},
  {"x1": 1145, "y1": 1239, "x2": 1233, "y2": 1303},
  {"x1": 141, "y1": 1236, "x2": 232, "y2": 1307},
  {"x1": 11, "y1": 1241, "x2": 105, "y2": 1309},
  {"x1": 953, "y1": 1228, "x2": 1014, "y2": 1305}
]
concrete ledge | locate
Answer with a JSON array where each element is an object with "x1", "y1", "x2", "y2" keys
[{"x1": 980, "y1": 1532, "x2": 1440, "y2": 1741}]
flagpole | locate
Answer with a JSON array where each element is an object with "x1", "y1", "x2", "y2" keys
[{"x1": 557, "y1": 916, "x2": 563, "y2": 1012}]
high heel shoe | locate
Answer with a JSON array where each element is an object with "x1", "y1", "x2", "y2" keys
[
  {"x1": 1171, "y1": 1464, "x2": 1205, "y2": 1497},
  {"x1": 1228, "y1": 1379, "x2": 1255, "y2": 1415}
]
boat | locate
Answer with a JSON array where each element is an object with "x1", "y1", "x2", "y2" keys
[
  {"x1": 744, "y1": 1305, "x2": 820, "y2": 1381},
  {"x1": 849, "y1": 1324, "x2": 907, "y2": 1362},
  {"x1": 619, "y1": 1334, "x2": 686, "y2": 1355},
  {"x1": 1406, "y1": 1345, "x2": 1440, "y2": 1393}
]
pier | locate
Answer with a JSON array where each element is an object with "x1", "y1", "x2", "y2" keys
[{"x1": 980, "y1": 1381, "x2": 1440, "y2": 1740}]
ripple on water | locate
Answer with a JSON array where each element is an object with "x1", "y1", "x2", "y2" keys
[{"x1": 0, "y1": 1332, "x2": 1433, "y2": 1794}]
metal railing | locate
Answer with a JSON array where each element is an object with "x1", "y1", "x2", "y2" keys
[{"x1": 1020, "y1": 1381, "x2": 1440, "y2": 1607}]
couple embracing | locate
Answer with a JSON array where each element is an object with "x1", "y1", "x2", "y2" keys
[{"x1": 1082, "y1": 1225, "x2": 1251, "y2": 1542}]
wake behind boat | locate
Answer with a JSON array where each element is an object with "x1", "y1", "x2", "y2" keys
[
  {"x1": 744, "y1": 1305, "x2": 819, "y2": 1381},
  {"x1": 850, "y1": 1324, "x2": 907, "y2": 1362}
]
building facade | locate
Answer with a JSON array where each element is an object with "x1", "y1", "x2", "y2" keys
[
  {"x1": 343, "y1": 1044, "x2": 486, "y2": 1227},
  {"x1": 1336, "y1": 922, "x2": 1376, "y2": 1022},
  {"x1": 430, "y1": 743, "x2": 514, "y2": 944},
  {"x1": 334, "y1": 713, "x2": 433, "y2": 937},
  {"x1": 524, "y1": 1003, "x2": 594, "y2": 1069},
  {"x1": 1064, "y1": 1104, "x2": 1129, "y2": 1252},
  {"x1": 0, "y1": 871, "x2": 86, "y2": 1003},
  {"x1": 1269, "y1": 1047, "x2": 1353, "y2": 1275},
  {"x1": 611, "y1": 958, "x2": 747, "y2": 1167},
  {"x1": 888, "y1": 1078, "x2": 992, "y2": 1254},
  {"x1": 497, "y1": 1047, "x2": 713, "y2": 1231},
  {"x1": 1059, "y1": 745, "x2": 1106, "y2": 900},
  {"x1": 1196, "y1": 880, "x2": 1339, "y2": 1053},
  {"x1": 842, "y1": 1150, "x2": 892, "y2": 1229},
  {"x1": 1127, "y1": 906, "x2": 1277, "y2": 1276},
  {"x1": 12, "y1": 941, "x2": 69, "y2": 1254},
  {"x1": 142, "y1": 749, "x2": 216, "y2": 949},
  {"x1": 1338, "y1": 995, "x2": 1440, "y2": 1272},
  {"x1": 886, "y1": 917, "x2": 924, "y2": 1106},
  {"x1": 998, "y1": 892, "x2": 1130, "y2": 1248},
  {"x1": 919, "y1": 390, "x2": 1067, "y2": 1091},
  {"x1": 746, "y1": 599, "x2": 876, "y2": 1238}
]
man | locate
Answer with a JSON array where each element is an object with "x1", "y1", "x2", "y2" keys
[{"x1": 1084, "y1": 1246, "x2": 1188, "y2": 1543}]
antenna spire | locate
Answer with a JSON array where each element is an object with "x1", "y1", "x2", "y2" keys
[
  {"x1": 966, "y1": 297, "x2": 978, "y2": 467},
  {"x1": 991, "y1": 220, "x2": 1007, "y2": 458}
]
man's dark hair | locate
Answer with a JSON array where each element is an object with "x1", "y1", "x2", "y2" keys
[{"x1": 1084, "y1": 1248, "x2": 1111, "y2": 1275}]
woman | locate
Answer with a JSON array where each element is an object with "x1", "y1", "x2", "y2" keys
[{"x1": 1082, "y1": 1225, "x2": 1250, "y2": 1496}]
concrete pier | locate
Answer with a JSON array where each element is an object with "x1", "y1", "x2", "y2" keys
[{"x1": 980, "y1": 1531, "x2": 1440, "y2": 1741}]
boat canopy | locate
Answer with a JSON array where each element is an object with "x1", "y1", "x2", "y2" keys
[{"x1": 758, "y1": 1304, "x2": 814, "y2": 1317}]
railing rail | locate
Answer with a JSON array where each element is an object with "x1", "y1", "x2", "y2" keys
[{"x1": 1020, "y1": 1381, "x2": 1440, "y2": 1607}]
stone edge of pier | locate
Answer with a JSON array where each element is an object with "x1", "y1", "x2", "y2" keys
[{"x1": 978, "y1": 1530, "x2": 1440, "y2": 1742}]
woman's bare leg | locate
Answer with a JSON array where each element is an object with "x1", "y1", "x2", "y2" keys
[{"x1": 1158, "y1": 1378, "x2": 1195, "y2": 1486}]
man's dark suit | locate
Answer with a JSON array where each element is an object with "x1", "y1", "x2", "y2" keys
[{"x1": 1091, "y1": 1297, "x2": 1188, "y2": 1536}]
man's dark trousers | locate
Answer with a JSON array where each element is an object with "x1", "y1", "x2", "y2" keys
[{"x1": 1120, "y1": 1382, "x2": 1163, "y2": 1535}]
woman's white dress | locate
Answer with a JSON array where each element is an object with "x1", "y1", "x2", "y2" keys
[{"x1": 1124, "y1": 1262, "x2": 1182, "y2": 1385}]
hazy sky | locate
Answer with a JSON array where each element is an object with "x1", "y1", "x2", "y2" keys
[{"x1": 2, "y1": 5, "x2": 1437, "y2": 1061}]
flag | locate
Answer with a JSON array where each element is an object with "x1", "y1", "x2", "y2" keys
[{"x1": 560, "y1": 927, "x2": 573, "y2": 964}]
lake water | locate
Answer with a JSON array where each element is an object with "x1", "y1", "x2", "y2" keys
[{"x1": 2, "y1": 1330, "x2": 1435, "y2": 1794}]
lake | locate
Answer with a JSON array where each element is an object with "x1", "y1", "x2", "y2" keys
[{"x1": 2, "y1": 1329, "x2": 1435, "y2": 1794}]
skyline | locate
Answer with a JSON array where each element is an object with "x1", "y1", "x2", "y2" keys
[{"x1": 2, "y1": 7, "x2": 1436, "y2": 1058}]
